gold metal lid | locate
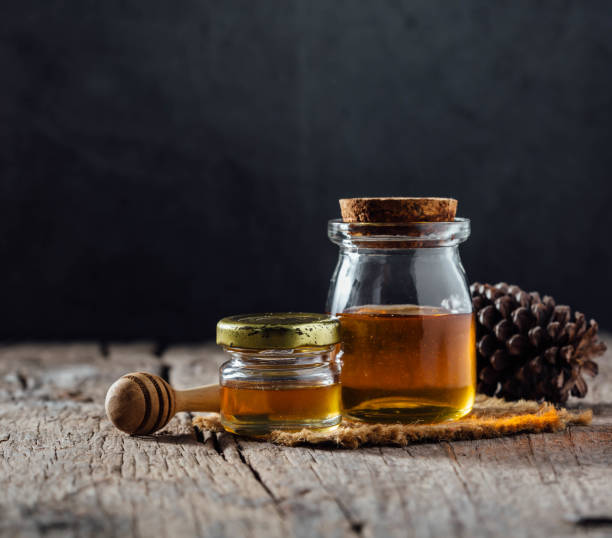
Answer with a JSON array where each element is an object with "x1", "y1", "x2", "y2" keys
[{"x1": 216, "y1": 313, "x2": 340, "y2": 349}]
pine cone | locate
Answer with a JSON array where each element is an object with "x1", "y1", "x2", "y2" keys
[{"x1": 471, "y1": 282, "x2": 607, "y2": 404}]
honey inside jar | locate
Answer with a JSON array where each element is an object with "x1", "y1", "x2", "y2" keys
[
  {"x1": 339, "y1": 305, "x2": 476, "y2": 423},
  {"x1": 220, "y1": 383, "x2": 341, "y2": 435}
]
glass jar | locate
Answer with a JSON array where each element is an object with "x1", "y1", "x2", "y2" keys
[
  {"x1": 326, "y1": 219, "x2": 475, "y2": 423},
  {"x1": 216, "y1": 313, "x2": 342, "y2": 436}
]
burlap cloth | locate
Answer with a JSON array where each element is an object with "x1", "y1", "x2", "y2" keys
[{"x1": 193, "y1": 395, "x2": 591, "y2": 448}]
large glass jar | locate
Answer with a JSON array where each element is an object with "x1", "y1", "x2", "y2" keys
[{"x1": 326, "y1": 219, "x2": 475, "y2": 423}]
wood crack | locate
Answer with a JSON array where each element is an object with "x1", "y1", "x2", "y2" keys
[
  {"x1": 443, "y1": 441, "x2": 491, "y2": 536},
  {"x1": 566, "y1": 427, "x2": 583, "y2": 467},
  {"x1": 98, "y1": 341, "x2": 109, "y2": 358},
  {"x1": 377, "y1": 448, "x2": 413, "y2": 532},
  {"x1": 308, "y1": 461, "x2": 365, "y2": 537},
  {"x1": 444, "y1": 442, "x2": 476, "y2": 503},
  {"x1": 154, "y1": 342, "x2": 168, "y2": 358},
  {"x1": 209, "y1": 432, "x2": 226, "y2": 460},
  {"x1": 15, "y1": 371, "x2": 27, "y2": 390},
  {"x1": 570, "y1": 515, "x2": 612, "y2": 528},
  {"x1": 193, "y1": 418, "x2": 205, "y2": 444},
  {"x1": 526, "y1": 434, "x2": 559, "y2": 485},
  {"x1": 190, "y1": 411, "x2": 228, "y2": 463},
  {"x1": 235, "y1": 442, "x2": 282, "y2": 513}
]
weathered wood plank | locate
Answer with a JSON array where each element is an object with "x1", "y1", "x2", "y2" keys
[
  {"x1": 0, "y1": 400, "x2": 288, "y2": 538},
  {"x1": 5, "y1": 404, "x2": 608, "y2": 538},
  {"x1": 165, "y1": 342, "x2": 612, "y2": 538},
  {"x1": 0, "y1": 338, "x2": 610, "y2": 538},
  {"x1": 163, "y1": 343, "x2": 223, "y2": 388},
  {"x1": 0, "y1": 342, "x2": 160, "y2": 403},
  {"x1": 449, "y1": 431, "x2": 612, "y2": 538},
  {"x1": 230, "y1": 437, "x2": 357, "y2": 538},
  {"x1": 0, "y1": 345, "x2": 290, "y2": 537},
  {"x1": 210, "y1": 427, "x2": 612, "y2": 538},
  {"x1": 527, "y1": 426, "x2": 612, "y2": 525}
]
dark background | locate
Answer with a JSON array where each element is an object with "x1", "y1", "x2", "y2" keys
[{"x1": 1, "y1": 1, "x2": 611, "y2": 341}]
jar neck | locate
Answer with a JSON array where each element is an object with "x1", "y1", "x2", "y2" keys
[
  {"x1": 337, "y1": 246, "x2": 461, "y2": 260},
  {"x1": 328, "y1": 218, "x2": 470, "y2": 250},
  {"x1": 223, "y1": 345, "x2": 337, "y2": 367}
]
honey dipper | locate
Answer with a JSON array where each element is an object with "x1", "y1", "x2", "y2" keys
[{"x1": 105, "y1": 372, "x2": 220, "y2": 435}]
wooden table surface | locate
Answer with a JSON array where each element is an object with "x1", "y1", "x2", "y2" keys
[{"x1": 1, "y1": 337, "x2": 611, "y2": 538}]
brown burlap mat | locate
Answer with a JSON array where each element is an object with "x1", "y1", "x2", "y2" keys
[{"x1": 193, "y1": 395, "x2": 592, "y2": 449}]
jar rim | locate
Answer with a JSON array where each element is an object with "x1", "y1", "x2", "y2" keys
[{"x1": 327, "y1": 217, "x2": 470, "y2": 248}]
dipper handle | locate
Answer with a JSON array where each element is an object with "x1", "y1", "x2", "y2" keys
[
  {"x1": 105, "y1": 372, "x2": 220, "y2": 435},
  {"x1": 174, "y1": 386, "x2": 221, "y2": 414}
]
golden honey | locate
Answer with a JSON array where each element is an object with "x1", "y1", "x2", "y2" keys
[
  {"x1": 339, "y1": 305, "x2": 476, "y2": 423},
  {"x1": 220, "y1": 384, "x2": 341, "y2": 435}
]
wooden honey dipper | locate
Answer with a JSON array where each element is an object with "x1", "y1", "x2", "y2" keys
[{"x1": 105, "y1": 372, "x2": 220, "y2": 435}]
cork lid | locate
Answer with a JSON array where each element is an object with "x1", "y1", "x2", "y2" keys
[{"x1": 340, "y1": 197, "x2": 457, "y2": 223}]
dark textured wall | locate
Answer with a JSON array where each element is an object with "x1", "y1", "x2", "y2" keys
[{"x1": 1, "y1": 1, "x2": 611, "y2": 341}]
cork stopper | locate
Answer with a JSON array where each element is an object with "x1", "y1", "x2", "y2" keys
[{"x1": 339, "y1": 197, "x2": 457, "y2": 223}]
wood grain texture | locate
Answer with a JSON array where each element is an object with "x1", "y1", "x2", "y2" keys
[
  {"x1": 0, "y1": 342, "x2": 160, "y2": 402},
  {"x1": 0, "y1": 336, "x2": 610, "y2": 537},
  {"x1": 164, "y1": 343, "x2": 224, "y2": 388}
]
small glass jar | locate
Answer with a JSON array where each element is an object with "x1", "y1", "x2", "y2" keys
[
  {"x1": 326, "y1": 218, "x2": 475, "y2": 424},
  {"x1": 216, "y1": 313, "x2": 342, "y2": 436}
]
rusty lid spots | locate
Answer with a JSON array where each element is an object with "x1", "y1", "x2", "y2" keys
[{"x1": 216, "y1": 313, "x2": 340, "y2": 349}]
